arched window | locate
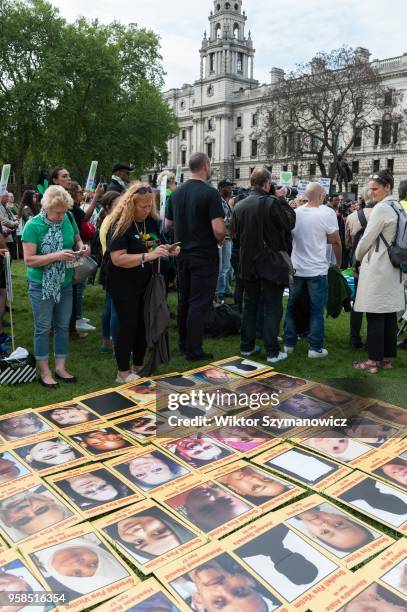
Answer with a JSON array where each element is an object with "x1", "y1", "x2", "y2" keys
[
  {"x1": 215, "y1": 23, "x2": 221, "y2": 39},
  {"x1": 233, "y1": 23, "x2": 239, "y2": 38}
]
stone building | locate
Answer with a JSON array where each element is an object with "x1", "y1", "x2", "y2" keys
[{"x1": 162, "y1": 0, "x2": 407, "y2": 194}]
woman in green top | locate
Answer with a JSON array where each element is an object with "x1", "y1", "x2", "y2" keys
[{"x1": 22, "y1": 185, "x2": 90, "y2": 388}]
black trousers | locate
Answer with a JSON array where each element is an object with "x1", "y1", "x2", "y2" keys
[
  {"x1": 113, "y1": 294, "x2": 146, "y2": 371},
  {"x1": 177, "y1": 255, "x2": 218, "y2": 358},
  {"x1": 231, "y1": 247, "x2": 243, "y2": 312},
  {"x1": 366, "y1": 312, "x2": 398, "y2": 361}
]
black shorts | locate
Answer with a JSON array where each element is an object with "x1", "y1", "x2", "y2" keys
[{"x1": 0, "y1": 269, "x2": 5, "y2": 290}]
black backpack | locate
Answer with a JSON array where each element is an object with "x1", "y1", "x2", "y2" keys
[
  {"x1": 205, "y1": 303, "x2": 241, "y2": 338},
  {"x1": 350, "y1": 209, "x2": 367, "y2": 266}
]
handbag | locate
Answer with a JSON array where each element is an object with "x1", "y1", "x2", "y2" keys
[
  {"x1": 0, "y1": 352, "x2": 36, "y2": 385},
  {"x1": 73, "y1": 255, "x2": 98, "y2": 285},
  {"x1": 253, "y1": 196, "x2": 295, "y2": 286}
]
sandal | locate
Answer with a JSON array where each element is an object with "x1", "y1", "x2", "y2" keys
[
  {"x1": 379, "y1": 359, "x2": 393, "y2": 369},
  {"x1": 353, "y1": 360, "x2": 380, "y2": 373}
]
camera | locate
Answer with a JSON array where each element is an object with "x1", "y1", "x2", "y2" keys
[{"x1": 269, "y1": 184, "x2": 298, "y2": 199}]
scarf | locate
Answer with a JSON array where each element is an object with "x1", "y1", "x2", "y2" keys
[
  {"x1": 39, "y1": 208, "x2": 65, "y2": 303},
  {"x1": 111, "y1": 175, "x2": 127, "y2": 190}
]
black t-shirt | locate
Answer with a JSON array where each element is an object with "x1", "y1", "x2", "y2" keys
[
  {"x1": 71, "y1": 204, "x2": 86, "y2": 228},
  {"x1": 106, "y1": 217, "x2": 160, "y2": 299},
  {"x1": 166, "y1": 179, "x2": 224, "y2": 258}
]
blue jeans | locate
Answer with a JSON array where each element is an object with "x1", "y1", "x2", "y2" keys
[
  {"x1": 102, "y1": 290, "x2": 119, "y2": 345},
  {"x1": 241, "y1": 280, "x2": 284, "y2": 358},
  {"x1": 284, "y1": 275, "x2": 328, "y2": 351},
  {"x1": 28, "y1": 282, "x2": 73, "y2": 360},
  {"x1": 216, "y1": 239, "x2": 232, "y2": 296}
]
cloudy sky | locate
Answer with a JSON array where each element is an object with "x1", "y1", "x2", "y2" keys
[{"x1": 53, "y1": 0, "x2": 407, "y2": 90}]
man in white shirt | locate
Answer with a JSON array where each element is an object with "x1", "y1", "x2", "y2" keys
[{"x1": 283, "y1": 183, "x2": 342, "y2": 358}]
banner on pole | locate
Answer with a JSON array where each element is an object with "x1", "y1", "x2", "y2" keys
[
  {"x1": 4, "y1": 252, "x2": 12, "y2": 303},
  {"x1": 0, "y1": 164, "x2": 11, "y2": 196},
  {"x1": 160, "y1": 175, "x2": 168, "y2": 224},
  {"x1": 85, "y1": 161, "x2": 98, "y2": 192},
  {"x1": 175, "y1": 164, "x2": 182, "y2": 184}
]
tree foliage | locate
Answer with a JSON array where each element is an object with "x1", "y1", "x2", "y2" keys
[
  {"x1": 259, "y1": 47, "x2": 405, "y2": 178},
  {"x1": 0, "y1": 0, "x2": 178, "y2": 195}
]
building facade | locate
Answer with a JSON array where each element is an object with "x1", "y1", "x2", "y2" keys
[{"x1": 163, "y1": 0, "x2": 407, "y2": 193}]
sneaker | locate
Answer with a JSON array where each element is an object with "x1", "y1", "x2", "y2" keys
[
  {"x1": 241, "y1": 345, "x2": 261, "y2": 357},
  {"x1": 82, "y1": 318, "x2": 91, "y2": 323},
  {"x1": 116, "y1": 373, "x2": 140, "y2": 383},
  {"x1": 284, "y1": 345, "x2": 295, "y2": 354},
  {"x1": 76, "y1": 319, "x2": 96, "y2": 331},
  {"x1": 308, "y1": 348, "x2": 329, "y2": 359},
  {"x1": 267, "y1": 352, "x2": 288, "y2": 364}
]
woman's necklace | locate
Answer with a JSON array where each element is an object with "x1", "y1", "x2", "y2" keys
[{"x1": 135, "y1": 220, "x2": 146, "y2": 238}]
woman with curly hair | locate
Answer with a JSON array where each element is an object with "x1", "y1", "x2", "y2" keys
[{"x1": 105, "y1": 182, "x2": 180, "y2": 383}]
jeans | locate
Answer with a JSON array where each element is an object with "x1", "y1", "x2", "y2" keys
[
  {"x1": 241, "y1": 280, "x2": 284, "y2": 358},
  {"x1": 102, "y1": 291, "x2": 119, "y2": 345},
  {"x1": 177, "y1": 254, "x2": 219, "y2": 357},
  {"x1": 28, "y1": 282, "x2": 72, "y2": 360},
  {"x1": 75, "y1": 280, "x2": 86, "y2": 319},
  {"x1": 366, "y1": 312, "x2": 397, "y2": 361},
  {"x1": 350, "y1": 276, "x2": 363, "y2": 344},
  {"x1": 216, "y1": 239, "x2": 232, "y2": 296},
  {"x1": 284, "y1": 275, "x2": 328, "y2": 351}
]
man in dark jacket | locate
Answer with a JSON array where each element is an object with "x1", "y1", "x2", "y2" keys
[
  {"x1": 107, "y1": 163, "x2": 134, "y2": 193},
  {"x1": 232, "y1": 167, "x2": 296, "y2": 363}
]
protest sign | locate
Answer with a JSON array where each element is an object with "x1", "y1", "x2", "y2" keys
[
  {"x1": 319, "y1": 177, "x2": 332, "y2": 195},
  {"x1": 175, "y1": 164, "x2": 182, "y2": 183},
  {"x1": 85, "y1": 161, "x2": 98, "y2": 192},
  {"x1": 0, "y1": 164, "x2": 10, "y2": 196},
  {"x1": 160, "y1": 174, "x2": 168, "y2": 223},
  {"x1": 279, "y1": 171, "x2": 293, "y2": 187}
]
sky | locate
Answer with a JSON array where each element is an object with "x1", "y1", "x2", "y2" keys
[{"x1": 52, "y1": 0, "x2": 407, "y2": 90}]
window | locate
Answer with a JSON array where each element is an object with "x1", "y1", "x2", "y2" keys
[
  {"x1": 352, "y1": 161, "x2": 359, "y2": 175},
  {"x1": 311, "y1": 135, "x2": 318, "y2": 152},
  {"x1": 382, "y1": 120, "x2": 392, "y2": 145},
  {"x1": 207, "y1": 85, "x2": 214, "y2": 97},
  {"x1": 181, "y1": 129, "x2": 186, "y2": 140},
  {"x1": 208, "y1": 118, "x2": 213, "y2": 130},
  {"x1": 181, "y1": 150, "x2": 186, "y2": 165},
  {"x1": 180, "y1": 173, "x2": 184, "y2": 183},
  {"x1": 292, "y1": 164, "x2": 298, "y2": 176},
  {"x1": 250, "y1": 167, "x2": 255, "y2": 176},
  {"x1": 393, "y1": 122, "x2": 399, "y2": 144},
  {"x1": 282, "y1": 135, "x2": 288, "y2": 154},
  {"x1": 215, "y1": 23, "x2": 221, "y2": 38},
  {"x1": 237, "y1": 52, "x2": 243, "y2": 73},
  {"x1": 207, "y1": 142, "x2": 213, "y2": 159},
  {"x1": 266, "y1": 165, "x2": 273, "y2": 173},
  {"x1": 373, "y1": 159, "x2": 380, "y2": 173},
  {"x1": 374, "y1": 125, "x2": 380, "y2": 146},
  {"x1": 353, "y1": 128, "x2": 362, "y2": 148},
  {"x1": 180, "y1": 100, "x2": 185, "y2": 110},
  {"x1": 233, "y1": 24, "x2": 239, "y2": 38},
  {"x1": 236, "y1": 115, "x2": 242, "y2": 128},
  {"x1": 384, "y1": 90, "x2": 393, "y2": 107},
  {"x1": 251, "y1": 113, "x2": 258, "y2": 127},
  {"x1": 282, "y1": 164, "x2": 288, "y2": 172},
  {"x1": 236, "y1": 141, "x2": 242, "y2": 158},
  {"x1": 309, "y1": 163, "x2": 316, "y2": 176},
  {"x1": 387, "y1": 158, "x2": 394, "y2": 173},
  {"x1": 235, "y1": 168, "x2": 240, "y2": 179},
  {"x1": 209, "y1": 53, "x2": 215, "y2": 73},
  {"x1": 266, "y1": 137, "x2": 274, "y2": 155},
  {"x1": 251, "y1": 139, "x2": 258, "y2": 157},
  {"x1": 350, "y1": 184, "x2": 358, "y2": 198}
]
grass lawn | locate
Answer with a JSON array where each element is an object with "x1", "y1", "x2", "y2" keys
[{"x1": 1, "y1": 261, "x2": 406, "y2": 413}]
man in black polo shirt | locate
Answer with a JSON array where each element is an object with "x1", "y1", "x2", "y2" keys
[{"x1": 166, "y1": 153, "x2": 225, "y2": 361}]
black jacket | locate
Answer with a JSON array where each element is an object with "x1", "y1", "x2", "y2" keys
[
  {"x1": 106, "y1": 178, "x2": 125, "y2": 194},
  {"x1": 231, "y1": 188, "x2": 296, "y2": 281}
]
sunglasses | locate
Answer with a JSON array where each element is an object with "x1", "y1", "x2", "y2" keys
[
  {"x1": 135, "y1": 187, "x2": 153, "y2": 195},
  {"x1": 368, "y1": 174, "x2": 390, "y2": 185}
]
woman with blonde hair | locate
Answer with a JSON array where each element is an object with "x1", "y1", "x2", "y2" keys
[
  {"x1": 106, "y1": 182, "x2": 180, "y2": 383},
  {"x1": 22, "y1": 185, "x2": 90, "y2": 387}
]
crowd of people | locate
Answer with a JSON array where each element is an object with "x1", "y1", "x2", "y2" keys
[{"x1": 0, "y1": 153, "x2": 405, "y2": 387}]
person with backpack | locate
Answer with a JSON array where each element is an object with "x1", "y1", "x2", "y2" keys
[
  {"x1": 353, "y1": 170, "x2": 406, "y2": 373},
  {"x1": 345, "y1": 190, "x2": 376, "y2": 348}
]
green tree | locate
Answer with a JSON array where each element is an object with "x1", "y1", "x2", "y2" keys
[{"x1": 0, "y1": 0, "x2": 66, "y2": 197}]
